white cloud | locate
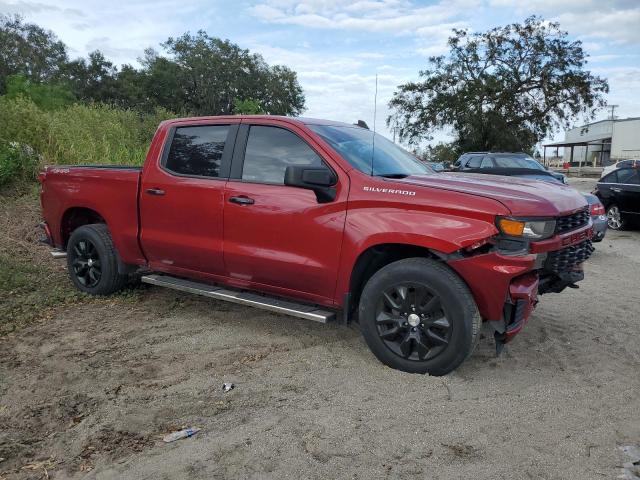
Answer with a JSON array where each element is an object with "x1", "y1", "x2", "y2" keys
[
  {"x1": 247, "y1": 0, "x2": 476, "y2": 35},
  {"x1": 488, "y1": 0, "x2": 640, "y2": 45},
  {"x1": 246, "y1": 42, "x2": 412, "y2": 137}
]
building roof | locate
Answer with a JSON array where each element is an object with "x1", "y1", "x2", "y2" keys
[{"x1": 544, "y1": 135, "x2": 612, "y2": 148}]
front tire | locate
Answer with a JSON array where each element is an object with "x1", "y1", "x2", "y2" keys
[
  {"x1": 358, "y1": 258, "x2": 481, "y2": 376},
  {"x1": 606, "y1": 204, "x2": 625, "y2": 230},
  {"x1": 67, "y1": 224, "x2": 128, "y2": 295}
]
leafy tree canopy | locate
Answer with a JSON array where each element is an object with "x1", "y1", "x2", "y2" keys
[
  {"x1": 388, "y1": 16, "x2": 609, "y2": 152},
  {"x1": 5, "y1": 74, "x2": 75, "y2": 110},
  {"x1": 0, "y1": 15, "x2": 68, "y2": 93},
  {"x1": 0, "y1": 17, "x2": 306, "y2": 116},
  {"x1": 233, "y1": 98, "x2": 265, "y2": 115},
  {"x1": 160, "y1": 31, "x2": 305, "y2": 116}
]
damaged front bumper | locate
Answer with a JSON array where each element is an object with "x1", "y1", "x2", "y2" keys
[{"x1": 448, "y1": 223, "x2": 594, "y2": 346}]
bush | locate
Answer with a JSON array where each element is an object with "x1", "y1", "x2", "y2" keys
[
  {"x1": 0, "y1": 96, "x2": 177, "y2": 186},
  {"x1": 0, "y1": 141, "x2": 41, "y2": 186}
]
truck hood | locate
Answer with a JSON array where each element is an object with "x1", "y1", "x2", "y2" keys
[{"x1": 399, "y1": 173, "x2": 586, "y2": 216}]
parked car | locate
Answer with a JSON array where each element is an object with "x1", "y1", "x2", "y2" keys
[
  {"x1": 452, "y1": 152, "x2": 568, "y2": 184},
  {"x1": 594, "y1": 164, "x2": 640, "y2": 230},
  {"x1": 39, "y1": 115, "x2": 594, "y2": 375},
  {"x1": 583, "y1": 193, "x2": 607, "y2": 242},
  {"x1": 601, "y1": 159, "x2": 640, "y2": 179}
]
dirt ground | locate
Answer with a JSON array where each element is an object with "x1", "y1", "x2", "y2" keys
[{"x1": 1, "y1": 178, "x2": 639, "y2": 479}]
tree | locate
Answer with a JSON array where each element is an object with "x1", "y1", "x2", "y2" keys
[
  {"x1": 63, "y1": 51, "x2": 119, "y2": 103},
  {"x1": 0, "y1": 15, "x2": 68, "y2": 94},
  {"x1": 4, "y1": 74, "x2": 75, "y2": 110},
  {"x1": 233, "y1": 98, "x2": 265, "y2": 114},
  {"x1": 418, "y1": 143, "x2": 459, "y2": 164},
  {"x1": 387, "y1": 16, "x2": 609, "y2": 152},
  {"x1": 160, "y1": 31, "x2": 305, "y2": 116}
]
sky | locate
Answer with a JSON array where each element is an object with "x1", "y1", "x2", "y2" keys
[{"x1": 2, "y1": 0, "x2": 639, "y2": 145}]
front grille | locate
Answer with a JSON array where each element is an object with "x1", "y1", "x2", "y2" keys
[
  {"x1": 544, "y1": 239, "x2": 594, "y2": 274},
  {"x1": 555, "y1": 208, "x2": 590, "y2": 234}
]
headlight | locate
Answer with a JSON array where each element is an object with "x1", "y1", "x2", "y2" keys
[
  {"x1": 562, "y1": 175, "x2": 568, "y2": 184},
  {"x1": 497, "y1": 217, "x2": 556, "y2": 240}
]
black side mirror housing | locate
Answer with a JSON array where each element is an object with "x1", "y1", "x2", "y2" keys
[{"x1": 284, "y1": 166, "x2": 337, "y2": 203}]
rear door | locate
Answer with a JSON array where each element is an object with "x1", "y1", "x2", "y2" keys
[
  {"x1": 139, "y1": 120, "x2": 238, "y2": 276},
  {"x1": 222, "y1": 120, "x2": 348, "y2": 304}
]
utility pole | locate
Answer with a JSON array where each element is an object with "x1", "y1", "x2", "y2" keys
[{"x1": 608, "y1": 104, "x2": 619, "y2": 120}]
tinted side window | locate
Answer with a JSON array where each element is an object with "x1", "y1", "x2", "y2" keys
[
  {"x1": 467, "y1": 156, "x2": 482, "y2": 168},
  {"x1": 453, "y1": 156, "x2": 465, "y2": 167},
  {"x1": 242, "y1": 126, "x2": 323, "y2": 184},
  {"x1": 165, "y1": 125, "x2": 229, "y2": 177},
  {"x1": 601, "y1": 171, "x2": 618, "y2": 183},
  {"x1": 480, "y1": 156, "x2": 493, "y2": 168},
  {"x1": 617, "y1": 168, "x2": 637, "y2": 184}
]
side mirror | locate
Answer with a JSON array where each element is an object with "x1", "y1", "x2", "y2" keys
[{"x1": 284, "y1": 165, "x2": 338, "y2": 203}]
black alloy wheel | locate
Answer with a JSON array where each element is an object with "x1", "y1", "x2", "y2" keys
[
  {"x1": 376, "y1": 283, "x2": 452, "y2": 361},
  {"x1": 66, "y1": 224, "x2": 128, "y2": 295},
  {"x1": 358, "y1": 257, "x2": 480, "y2": 375},
  {"x1": 71, "y1": 239, "x2": 102, "y2": 288}
]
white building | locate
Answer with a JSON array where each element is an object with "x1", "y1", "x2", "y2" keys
[{"x1": 543, "y1": 117, "x2": 640, "y2": 167}]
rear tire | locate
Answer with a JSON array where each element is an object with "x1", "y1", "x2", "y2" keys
[
  {"x1": 358, "y1": 258, "x2": 480, "y2": 376},
  {"x1": 67, "y1": 224, "x2": 128, "y2": 295},
  {"x1": 606, "y1": 204, "x2": 625, "y2": 230}
]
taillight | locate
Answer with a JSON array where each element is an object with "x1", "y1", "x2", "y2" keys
[{"x1": 590, "y1": 203, "x2": 605, "y2": 216}]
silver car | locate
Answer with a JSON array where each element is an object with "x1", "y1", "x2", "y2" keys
[{"x1": 584, "y1": 193, "x2": 607, "y2": 242}]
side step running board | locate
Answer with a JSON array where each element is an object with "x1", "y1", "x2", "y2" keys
[
  {"x1": 50, "y1": 249, "x2": 67, "y2": 259},
  {"x1": 141, "y1": 274, "x2": 336, "y2": 323}
]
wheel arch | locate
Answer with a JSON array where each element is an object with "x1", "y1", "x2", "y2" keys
[
  {"x1": 345, "y1": 242, "x2": 444, "y2": 322},
  {"x1": 60, "y1": 207, "x2": 106, "y2": 248}
]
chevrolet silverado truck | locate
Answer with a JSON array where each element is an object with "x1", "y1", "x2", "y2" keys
[{"x1": 39, "y1": 116, "x2": 594, "y2": 375}]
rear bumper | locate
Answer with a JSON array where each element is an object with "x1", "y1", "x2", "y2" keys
[{"x1": 592, "y1": 215, "x2": 607, "y2": 240}]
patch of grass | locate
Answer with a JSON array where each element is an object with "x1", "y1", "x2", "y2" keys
[
  {"x1": 0, "y1": 96, "x2": 177, "y2": 187},
  {"x1": 0, "y1": 191, "x2": 149, "y2": 335}
]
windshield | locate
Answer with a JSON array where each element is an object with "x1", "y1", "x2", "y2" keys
[
  {"x1": 309, "y1": 125, "x2": 431, "y2": 177},
  {"x1": 493, "y1": 155, "x2": 544, "y2": 170}
]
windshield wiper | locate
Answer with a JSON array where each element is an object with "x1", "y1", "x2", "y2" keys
[{"x1": 378, "y1": 173, "x2": 409, "y2": 179}]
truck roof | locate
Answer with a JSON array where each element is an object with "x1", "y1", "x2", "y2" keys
[{"x1": 160, "y1": 115, "x2": 359, "y2": 129}]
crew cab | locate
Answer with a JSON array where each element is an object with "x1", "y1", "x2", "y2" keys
[{"x1": 39, "y1": 116, "x2": 594, "y2": 375}]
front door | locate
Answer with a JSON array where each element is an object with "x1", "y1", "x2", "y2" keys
[
  {"x1": 222, "y1": 122, "x2": 348, "y2": 304},
  {"x1": 140, "y1": 121, "x2": 237, "y2": 276}
]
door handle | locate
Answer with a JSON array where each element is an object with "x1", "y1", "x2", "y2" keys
[
  {"x1": 611, "y1": 188, "x2": 621, "y2": 193},
  {"x1": 229, "y1": 196, "x2": 255, "y2": 205},
  {"x1": 146, "y1": 188, "x2": 165, "y2": 196}
]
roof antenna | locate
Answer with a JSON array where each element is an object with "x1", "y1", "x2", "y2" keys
[{"x1": 370, "y1": 73, "x2": 378, "y2": 177}]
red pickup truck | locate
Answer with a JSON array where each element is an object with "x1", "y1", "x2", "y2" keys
[{"x1": 39, "y1": 115, "x2": 594, "y2": 375}]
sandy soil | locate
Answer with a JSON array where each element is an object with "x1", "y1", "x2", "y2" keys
[{"x1": 1, "y1": 179, "x2": 639, "y2": 479}]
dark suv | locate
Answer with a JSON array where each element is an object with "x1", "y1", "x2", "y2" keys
[{"x1": 452, "y1": 152, "x2": 568, "y2": 184}]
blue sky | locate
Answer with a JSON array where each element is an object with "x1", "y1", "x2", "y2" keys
[{"x1": 2, "y1": 0, "x2": 639, "y2": 145}]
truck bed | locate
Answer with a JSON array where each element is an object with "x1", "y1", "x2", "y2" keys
[{"x1": 40, "y1": 164, "x2": 145, "y2": 265}]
